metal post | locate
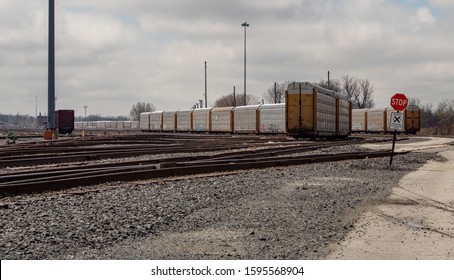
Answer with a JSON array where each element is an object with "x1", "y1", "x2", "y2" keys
[
  {"x1": 204, "y1": 61, "x2": 207, "y2": 108},
  {"x1": 241, "y1": 22, "x2": 249, "y2": 106},
  {"x1": 233, "y1": 86, "x2": 236, "y2": 107},
  {"x1": 274, "y1": 82, "x2": 277, "y2": 103},
  {"x1": 390, "y1": 129, "x2": 397, "y2": 166},
  {"x1": 84, "y1": 106, "x2": 88, "y2": 119},
  {"x1": 48, "y1": 0, "x2": 56, "y2": 130}
]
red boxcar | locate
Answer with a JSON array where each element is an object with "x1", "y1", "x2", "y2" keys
[{"x1": 56, "y1": 110, "x2": 75, "y2": 134}]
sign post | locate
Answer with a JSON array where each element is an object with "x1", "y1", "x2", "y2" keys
[{"x1": 389, "y1": 93, "x2": 408, "y2": 166}]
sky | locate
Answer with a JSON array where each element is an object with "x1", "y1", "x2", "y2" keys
[{"x1": 1, "y1": 0, "x2": 454, "y2": 117}]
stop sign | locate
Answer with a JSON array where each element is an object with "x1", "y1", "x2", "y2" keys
[{"x1": 390, "y1": 93, "x2": 408, "y2": 111}]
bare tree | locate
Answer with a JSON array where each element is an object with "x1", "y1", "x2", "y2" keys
[
  {"x1": 340, "y1": 75, "x2": 359, "y2": 101},
  {"x1": 334, "y1": 76, "x2": 374, "y2": 108},
  {"x1": 130, "y1": 102, "x2": 156, "y2": 121},
  {"x1": 420, "y1": 103, "x2": 436, "y2": 129},
  {"x1": 316, "y1": 79, "x2": 341, "y2": 93},
  {"x1": 435, "y1": 99, "x2": 454, "y2": 135},
  {"x1": 409, "y1": 98, "x2": 421, "y2": 106},
  {"x1": 263, "y1": 81, "x2": 293, "y2": 104},
  {"x1": 213, "y1": 93, "x2": 259, "y2": 107},
  {"x1": 355, "y1": 78, "x2": 375, "y2": 109}
]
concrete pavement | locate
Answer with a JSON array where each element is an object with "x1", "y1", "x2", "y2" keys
[{"x1": 328, "y1": 137, "x2": 454, "y2": 259}]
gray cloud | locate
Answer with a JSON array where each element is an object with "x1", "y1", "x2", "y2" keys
[{"x1": 1, "y1": 0, "x2": 453, "y2": 117}]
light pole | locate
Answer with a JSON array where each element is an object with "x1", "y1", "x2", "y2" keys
[
  {"x1": 48, "y1": 0, "x2": 56, "y2": 130},
  {"x1": 84, "y1": 106, "x2": 88, "y2": 120},
  {"x1": 241, "y1": 21, "x2": 249, "y2": 106},
  {"x1": 204, "y1": 61, "x2": 207, "y2": 108}
]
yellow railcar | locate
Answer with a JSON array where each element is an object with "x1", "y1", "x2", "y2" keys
[
  {"x1": 404, "y1": 105, "x2": 421, "y2": 134},
  {"x1": 286, "y1": 82, "x2": 350, "y2": 138}
]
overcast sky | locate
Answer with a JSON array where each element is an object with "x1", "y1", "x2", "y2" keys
[{"x1": 1, "y1": 0, "x2": 454, "y2": 117}]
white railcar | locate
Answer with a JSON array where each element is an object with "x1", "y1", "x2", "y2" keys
[
  {"x1": 193, "y1": 108, "x2": 211, "y2": 132},
  {"x1": 258, "y1": 104, "x2": 286, "y2": 134},
  {"x1": 140, "y1": 112, "x2": 151, "y2": 131},
  {"x1": 366, "y1": 108, "x2": 387, "y2": 133},
  {"x1": 151, "y1": 111, "x2": 163, "y2": 131},
  {"x1": 210, "y1": 107, "x2": 233, "y2": 133},
  {"x1": 162, "y1": 111, "x2": 177, "y2": 132},
  {"x1": 233, "y1": 105, "x2": 260, "y2": 133},
  {"x1": 352, "y1": 109, "x2": 368, "y2": 132},
  {"x1": 176, "y1": 109, "x2": 194, "y2": 132}
]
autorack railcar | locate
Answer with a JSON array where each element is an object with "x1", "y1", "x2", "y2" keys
[
  {"x1": 285, "y1": 82, "x2": 351, "y2": 138},
  {"x1": 75, "y1": 82, "x2": 353, "y2": 139},
  {"x1": 233, "y1": 105, "x2": 261, "y2": 134},
  {"x1": 351, "y1": 106, "x2": 421, "y2": 134}
]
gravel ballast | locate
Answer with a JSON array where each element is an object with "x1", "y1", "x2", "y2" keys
[{"x1": 0, "y1": 146, "x2": 440, "y2": 260}]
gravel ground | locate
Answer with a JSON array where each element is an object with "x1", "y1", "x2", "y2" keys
[{"x1": 0, "y1": 145, "x2": 440, "y2": 260}]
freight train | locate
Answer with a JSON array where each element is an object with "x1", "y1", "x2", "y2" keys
[
  {"x1": 75, "y1": 120, "x2": 139, "y2": 130},
  {"x1": 351, "y1": 105, "x2": 421, "y2": 134},
  {"x1": 75, "y1": 82, "x2": 353, "y2": 138}
]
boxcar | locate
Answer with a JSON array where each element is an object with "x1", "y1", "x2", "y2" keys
[
  {"x1": 404, "y1": 105, "x2": 421, "y2": 134},
  {"x1": 367, "y1": 108, "x2": 387, "y2": 133},
  {"x1": 286, "y1": 82, "x2": 337, "y2": 138},
  {"x1": 337, "y1": 94, "x2": 351, "y2": 137},
  {"x1": 123, "y1": 121, "x2": 138, "y2": 129},
  {"x1": 258, "y1": 103, "x2": 286, "y2": 134},
  {"x1": 55, "y1": 110, "x2": 75, "y2": 134},
  {"x1": 352, "y1": 109, "x2": 368, "y2": 132},
  {"x1": 176, "y1": 109, "x2": 193, "y2": 132},
  {"x1": 151, "y1": 111, "x2": 163, "y2": 131},
  {"x1": 233, "y1": 105, "x2": 260, "y2": 133},
  {"x1": 193, "y1": 108, "x2": 211, "y2": 132},
  {"x1": 210, "y1": 107, "x2": 234, "y2": 133},
  {"x1": 352, "y1": 106, "x2": 420, "y2": 134},
  {"x1": 162, "y1": 111, "x2": 177, "y2": 132},
  {"x1": 140, "y1": 112, "x2": 151, "y2": 131}
]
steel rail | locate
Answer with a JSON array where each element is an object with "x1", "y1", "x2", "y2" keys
[
  {"x1": 0, "y1": 142, "x2": 282, "y2": 168},
  {"x1": 0, "y1": 144, "x2": 344, "y2": 183},
  {"x1": 0, "y1": 150, "x2": 408, "y2": 196}
]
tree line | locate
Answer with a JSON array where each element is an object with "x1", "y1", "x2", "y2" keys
[{"x1": 413, "y1": 98, "x2": 454, "y2": 135}]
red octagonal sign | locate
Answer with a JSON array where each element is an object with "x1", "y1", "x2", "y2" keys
[{"x1": 390, "y1": 93, "x2": 408, "y2": 111}]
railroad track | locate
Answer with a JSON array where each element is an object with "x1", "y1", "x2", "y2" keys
[
  {"x1": 0, "y1": 134, "x2": 364, "y2": 168},
  {"x1": 0, "y1": 134, "x2": 404, "y2": 196},
  {"x1": 0, "y1": 149, "x2": 406, "y2": 196},
  {"x1": 0, "y1": 134, "x2": 296, "y2": 167}
]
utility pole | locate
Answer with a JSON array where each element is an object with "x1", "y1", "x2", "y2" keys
[
  {"x1": 204, "y1": 61, "x2": 207, "y2": 108},
  {"x1": 48, "y1": 0, "x2": 56, "y2": 130},
  {"x1": 233, "y1": 86, "x2": 236, "y2": 107},
  {"x1": 35, "y1": 96, "x2": 38, "y2": 128},
  {"x1": 241, "y1": 22, "x2": 249, "y2": 106}
]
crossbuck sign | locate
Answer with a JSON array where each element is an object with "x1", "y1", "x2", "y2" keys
[{"x1": 390, "y1": 111, "x2": 404, "y2": 130}]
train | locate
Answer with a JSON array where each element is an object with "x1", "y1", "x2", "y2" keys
[
  {"x1": 75, "y1": 120, "x2": 139, "y2": 130},
  {"x1": 351, "y1": 105, "x2": 421, "y2": 134},
  {"x1": 75, "y1": 82, "x2": 352, "y2": 138},
  {"x1": 136, "y1": 82, "x2": 352, "y2": 138},
  {"x1": 137, "y1": 103, "x2": 287, "y2": 134},
  {"x1": 286, "y1": 82, "x2": 351, "y2": 138}
]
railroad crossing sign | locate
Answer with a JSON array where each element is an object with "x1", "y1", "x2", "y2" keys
[
  {"x1": 390, "y1": 93, "x2": 408, "y2": 111},
  {"x1": 390, "y1": 111, "x2": 404, "y2": 130}
]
